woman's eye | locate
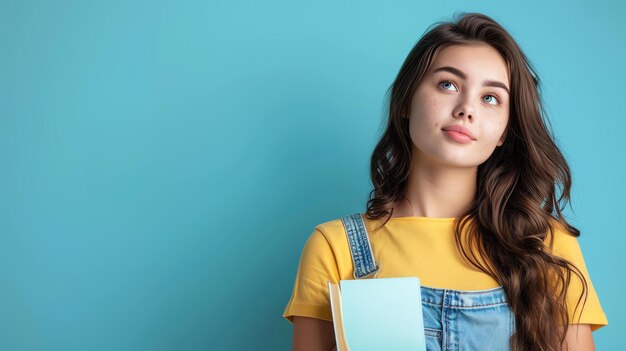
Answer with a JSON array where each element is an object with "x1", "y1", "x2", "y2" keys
[
  {"x1": 438, "y1": 80, "x2": 458, "y2": 92},
  {"x1": 483, "y1": 95, "x2": 499, "y2": 105}
]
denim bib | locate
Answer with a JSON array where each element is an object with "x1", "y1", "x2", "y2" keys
[{"x1": 340, "y1": 213, "x2": 516, "y2": 351}]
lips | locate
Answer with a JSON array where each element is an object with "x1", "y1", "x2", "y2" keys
[{"x1": 441, "y1": 125, "x2": 476, "y2": 140}]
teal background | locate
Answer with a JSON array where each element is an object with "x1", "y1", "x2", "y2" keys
[{"x1": 1, "y1": 0, "x2": 623, "y2": 350}]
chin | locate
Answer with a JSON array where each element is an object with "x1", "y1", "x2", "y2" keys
[{"x1": 437, "y1": 155, "x2": 481, "y2": 168}]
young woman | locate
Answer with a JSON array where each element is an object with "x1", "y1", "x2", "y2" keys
[{"x1": 283, "y1": 12, "x2": 608, "y2": 351}]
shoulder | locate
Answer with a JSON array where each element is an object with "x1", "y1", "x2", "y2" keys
[
  {"x1": 544, "y1": 218, "x2": 608, "y2": 330},
  {"x1": 312, "y1": 215, "x2": 355, "y2": 246},
  {"x1": 296, "y1": 215, "x2": 357, "y2": 281},
  {"x1": 303, "y1": 217, "x2": 350, "y2": 262},
  {"x1": 545, "y1": 217, "x2": 581, "y2": 255},
  {"x1": 297, "y1": 216, "x2": 349, "y2": 260},
  {"x1": 312, "y1": 213, "x2": 381, "y2": 245},
  {"x1": 315, "y1": 216, "x2": 343, "y2": 232}
]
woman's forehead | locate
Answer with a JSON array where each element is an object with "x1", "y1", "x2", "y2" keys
[{"x1": 429, "y1": 43, "x2": 510, "y2": 85}]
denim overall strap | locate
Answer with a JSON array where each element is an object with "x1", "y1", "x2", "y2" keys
[{"x1": 340, "y1": 213, "x2": 381, "y2": 279}]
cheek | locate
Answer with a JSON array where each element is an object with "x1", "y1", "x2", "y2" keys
[
  {"x1": 483, "y1": 114, "x2": 509, "y2": 144},
  {"x1": 411, "y1": 92, "x2": 444, "y2": 124},
  {"x1": 493, "y1": 114, "x2": 509, "y2": 134},
  {"x1": 408, "y1": 91, "x2": 452, "y2": 148}
]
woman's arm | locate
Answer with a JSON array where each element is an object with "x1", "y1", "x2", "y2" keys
[
  {"x1": 562, "y1": 324, "x2": 595, "y2": 351},
  {"x1": 292, "y1": 316, "x2": 336, "y2": 351}
]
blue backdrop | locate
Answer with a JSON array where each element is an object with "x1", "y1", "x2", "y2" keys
[{"x1": 1, "y1": 0, "x2": 623, "y2": 350}]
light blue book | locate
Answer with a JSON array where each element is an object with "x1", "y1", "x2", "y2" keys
[{"x1": 328, "y1": 276, "x2": 426, "y2": 351}]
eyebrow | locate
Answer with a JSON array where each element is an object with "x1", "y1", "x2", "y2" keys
[{"x1": 432, "y1": 66, "x2": 510, "y2": 95}]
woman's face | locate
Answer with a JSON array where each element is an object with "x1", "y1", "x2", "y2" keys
[{"x1": 408, "y1": 43, "x2": 510, "y2": 168}]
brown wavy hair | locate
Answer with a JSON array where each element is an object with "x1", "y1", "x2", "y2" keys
[{"x1": 365, "y1": 12, "x2": 588, "y2": 351}]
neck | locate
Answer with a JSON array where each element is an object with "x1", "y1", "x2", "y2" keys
[{"x1": 393, "y1": 147, "x2": 477, "y2": 218}]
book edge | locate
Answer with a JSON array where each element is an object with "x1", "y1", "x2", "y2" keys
[{"x1": 328, "y1": 281, "x2": 350, "y2": 351}]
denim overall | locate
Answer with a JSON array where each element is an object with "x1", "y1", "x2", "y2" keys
[{"x1": 340, "y1": 213, "x2": 516, "y2": 351}]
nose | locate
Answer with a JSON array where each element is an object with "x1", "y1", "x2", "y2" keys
[{"x1": 452, "y1": 96, "x2": 475, "y2": 121}]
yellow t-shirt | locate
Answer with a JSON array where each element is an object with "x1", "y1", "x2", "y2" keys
[{"x1": 283, "y1": 214, "x2": 608, "y2": 332}]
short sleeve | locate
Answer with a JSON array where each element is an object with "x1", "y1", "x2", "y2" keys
[
  {"x1": 283, "y1": 227, "x2": 341, "y2": 324},
  {"x1": 550, "y1": 224, "x2": 608, "y2": 332}
]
